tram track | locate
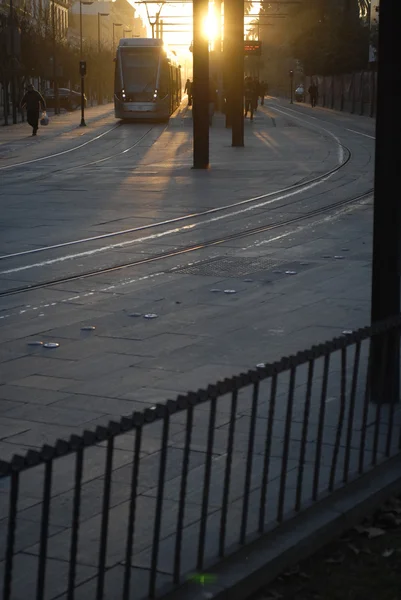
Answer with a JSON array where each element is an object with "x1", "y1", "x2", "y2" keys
[
  {"x1": 0, "y1": 104, "x2": 373, "y2": 302},
  {"x1": 0, "y1": 121, "x2": 163, "y2": 184},
  {"x1": 0, "y1": 188, "x2": 372, "y2": 298},
  {"x1": 0, "y1": 141, "x2": 352, "y2": 263}
]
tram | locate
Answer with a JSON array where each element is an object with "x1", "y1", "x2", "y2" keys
[{"x1": 114, "y1": 38, "x2": 182, "y2": 121}]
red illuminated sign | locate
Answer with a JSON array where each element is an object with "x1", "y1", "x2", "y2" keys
[{"x1": 244, "y1": 41, "x2": 262, "y2": 56}]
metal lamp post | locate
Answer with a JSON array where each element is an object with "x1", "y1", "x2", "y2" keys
[
  {"x1": 8, "y1": 0, "x2": 17, "y2": 124},
  {"x1": 112, "y1": 23, "x2": 123, "y2": 52},
  {"x1": 97, "y1": 12, "x2": 109, "y2": 105},
  {"x1": 52, "y1": 0, "x2": 60, "y2": 115},
  {"x1": 289, "y1": 69, "x2": 294, "y2": 104},
  {"x1": 80, "y1": 0, "x2": 94, "y2": 126}
]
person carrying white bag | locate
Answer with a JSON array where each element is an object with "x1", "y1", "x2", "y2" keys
[{"x1": 20, "y1": 83, "x2": 46, "y2": 136}]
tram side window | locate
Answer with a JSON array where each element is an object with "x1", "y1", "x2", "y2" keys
[{"x1": 159, "y1": 61, "x2": 170, "y2": 99}]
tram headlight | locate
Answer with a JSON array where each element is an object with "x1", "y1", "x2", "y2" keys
[
  {"x1": 121, "y1": 89, "x2": 126, "y2": 100},
  {"x1": 153, "y1": 89, "x2": 158, "y2": 100}
]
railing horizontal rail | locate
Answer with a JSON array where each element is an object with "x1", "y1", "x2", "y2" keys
[{"x1": 1, "y1": 315, "x2": 400, "y2": 477}]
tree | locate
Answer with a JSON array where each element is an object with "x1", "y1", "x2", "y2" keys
[{"x1": 289, "y1": 0, "x2": 370, "y2": 75}]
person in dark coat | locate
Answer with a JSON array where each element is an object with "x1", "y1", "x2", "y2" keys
[
  {"x1": 20, "y1": 84, "x2": 46, "y2": 136},
  {"x1": 308, "y1": 81, "x2": 318, "y2": 108},
  {"x1": 259, "y1": 80, "x2": 267, "y2": 105},
  {"x1": 184, "y1": 78, "x2": 193, "y2": 106}
]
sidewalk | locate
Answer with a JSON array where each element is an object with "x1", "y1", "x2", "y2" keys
[
  {"x1": 0, "y1": 103, "x2": 115, "y2": 153},
  {"x1": 0, "y1": 101, "x2": 388, "y2": 599}
]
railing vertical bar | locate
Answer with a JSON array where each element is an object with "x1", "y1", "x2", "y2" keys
[
  {"x1": 36, "y1": 461, "x2": 53, "y2": 600},
  {"x1": 122, "y1": 427, "x2": 143, "y2": 600},
  {"x1": 343, "y1": 342, "x2": 361, "y2": 483},
  {"x1": 67, "y1": 447, "x2": 84, "y2": 600},
  {"x1": 173, "y1": 404, "x2": 194, "y2": 584},
  {"x1": 312, "y1": 354, "x2": 330, "y2": 501},
  {"x1": 329, "y1": 347, "x2": 347, "y2": 492},
  {"x1": 372, "y1": 332, "x2": 389, "y2": 466},
  {"x1": 386, "y1": 375, "x2": 397, "y2": 457},
  {"x1": 258, "y1": 373, "x2": 277, "y2": 533},
  {"x1": 219, "y1": 389, "x2": 238, "y2": 556},
  {"x1": 96, "y1": 437, "x2": 114, "y2": 600},
  {"x1": 3, "y1": 470, "x2": 19, "y2": 600},
  {"x1": 197, "y1": 396, "x2": 217, "y2": 570},
  {"x1": 358, "y1": 341, "x2": 373, "y2": 474},
  {"x1": 385, "y1": 326, "x2": 401, "y2": 456},
  {"x1": 240, "y1": 382, "x2": 259, "y2": 544},
  {"x1": 277, "y1": 366, "x2": 296, "y2": 523},
  {"x1": 149, "y1": 412, "x2": 170, "y2": 599},
  {"x1": 295, "y1": 359, "x2": 314, "y2": 512}
]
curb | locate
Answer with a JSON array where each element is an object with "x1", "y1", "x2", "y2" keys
[{"x1": 161, "y1": 454, "x2": 401, "y2": 600}]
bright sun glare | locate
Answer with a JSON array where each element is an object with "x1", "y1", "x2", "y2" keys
[{"x1": 203, "y1": 7, "x2": 218, "y2": 42}]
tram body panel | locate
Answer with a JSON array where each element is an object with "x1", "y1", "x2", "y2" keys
[{"x1": 114, "y1": 38, "x2": 181, "y2": 121}]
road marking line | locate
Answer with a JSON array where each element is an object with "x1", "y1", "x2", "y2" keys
[
  {"x1": 0, "y1": 170, "x2": 345, "y2": 276},
  {"x1": 346, "y1": 128, "x2": 375, "y2": 139}
]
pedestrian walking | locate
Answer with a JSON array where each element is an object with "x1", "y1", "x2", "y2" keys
[
  {"x1": 20, "y1": 84, "x2": 46, "y2": 136},
  {"x1": 184, "y1": 78, "x2": 193, "y2": 107},
  {"x1": 244, "y1": 76, "x2": 254, "y2": 121},
  {"x1": 259, "y1": 80, "x2": 267, "y2": 105},
  {"x1": 308, "y1": 81, "x2": 318, "y2": 108}
]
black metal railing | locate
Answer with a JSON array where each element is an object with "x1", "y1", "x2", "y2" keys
[{"x1": 1, "y1": 317, "x2": 401, "y2": 600}]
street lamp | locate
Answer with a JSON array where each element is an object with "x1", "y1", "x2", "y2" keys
[
  {"x1": 124, "y1": 29, "x2": 132, "y2": 37},
  {"x1": 112, "y1": 23, "x2": 123, "y2": 52},
  {"x1": 98, "y1": 12, "x2": 109, "y2": 106},
  {"x1": 289, "y1": 69, "x2": 294, "y2": 104},
  {"x1": 79, "y1": 0, "x2": 94, "y2": 126},
  {"x1": 52, "y1": 1, "x2": 60, "y2": 115}
]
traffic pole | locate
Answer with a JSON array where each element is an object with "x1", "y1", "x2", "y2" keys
[
  {"x1": 371, "y1": 0, "x2": 401, "y2": 404},
  {"x1": 230, "y1": 0, "x2": 244, "y2": 147},
  {"x1": 79, "y1": 61, "x2": 87, "y2": 127},
  {"x1": 9, "y1": 0, "x2": 17, "y2": 125},
  {"x1": 192, "y1": 0, "x2": 209, "y2": 169}
]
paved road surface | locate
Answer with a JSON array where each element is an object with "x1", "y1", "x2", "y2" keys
[{"x1": 0, "y1": 98, "x2": 386, "y2": 599}]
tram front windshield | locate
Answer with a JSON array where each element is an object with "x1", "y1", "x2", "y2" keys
[{"x1": 120, "y1": 47, "x2": 160, "y2": 101}]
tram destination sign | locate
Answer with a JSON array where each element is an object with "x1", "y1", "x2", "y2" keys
[{"x1": 244, "y1": 41, "x2": 262, "y2": 56}]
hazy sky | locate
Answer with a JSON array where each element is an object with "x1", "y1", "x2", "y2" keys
[{"x1": 130, "y1": 1, "x2": 258, "y2": 61}]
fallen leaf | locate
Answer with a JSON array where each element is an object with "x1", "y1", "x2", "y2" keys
[
  {"x1": 325, "y1": 552, "x2": 345, "y2": 564},
  {"x1": 353, "y1": 525, "x2": 367, "y2": 534},
  {"x1": 366, "y1": 526, "x2": 386, "y2": 539},
  {"x1": 382, "y1": 549, "x2": 395, "y2": 558},
  {"x1": 283, "y1": 565, "x2": 300, "y2": 577},
  {"x1": 299, "y1": 571, "x2": 310, "y2": 580},
  {"x1": 362, "y1": 547, "x2": 373, "y2": 555},
  {"x1": 348, "y1": 544, "x2": 360, "y2": 555}
]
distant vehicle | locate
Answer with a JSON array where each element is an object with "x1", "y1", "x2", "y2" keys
[
  {"x1": 114, "y1": 38, "x2": 181, "y2": 121},
  {"x1": 295, "y1": 85, "x2": 305, "y2": 102},
  {"x1": 44, "y1": 88, "x2": 87, "y2": 111}
]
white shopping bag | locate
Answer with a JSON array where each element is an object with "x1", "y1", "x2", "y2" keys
[{"x1": 40, "y1": 111, "x2": 49, "y2": 126}]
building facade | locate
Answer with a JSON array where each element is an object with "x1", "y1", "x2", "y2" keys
[{"x1": 68, "y1": 0, "x2": 147, "y2": 50}]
